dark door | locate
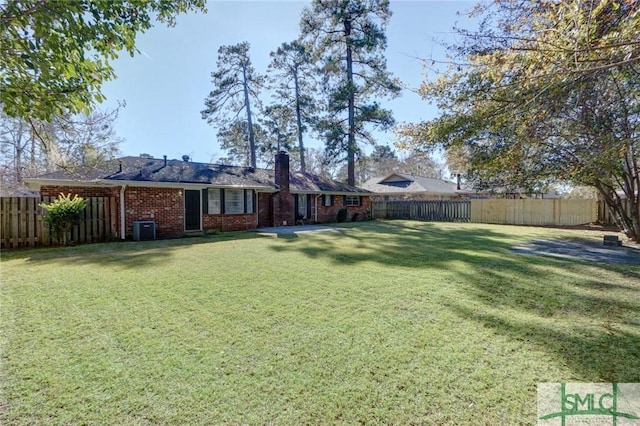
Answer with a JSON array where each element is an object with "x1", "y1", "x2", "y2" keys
[{"x1": 184, "y1": 189, "x2": 201, "y2": 231}]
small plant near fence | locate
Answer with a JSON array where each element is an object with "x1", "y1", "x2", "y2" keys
[{"x1": 40, "y1": 193, "x2": 87, "y2": 245}]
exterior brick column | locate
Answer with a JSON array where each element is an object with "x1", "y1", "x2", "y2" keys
[{"x1": 272, "y1": 151, "x2": 294, "y2": 226}]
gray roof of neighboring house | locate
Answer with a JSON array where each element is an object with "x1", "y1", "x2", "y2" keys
[
  {"x1": 362, "y1": 173, "x2": 459, "y2": 196},
  {"x1": 25, "y1": 156, "x2": 370, "y2": 195}
]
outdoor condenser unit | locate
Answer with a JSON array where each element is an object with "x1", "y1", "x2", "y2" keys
[{"x1": 132, "y1": 221, "x2": 156, "y2": 241}]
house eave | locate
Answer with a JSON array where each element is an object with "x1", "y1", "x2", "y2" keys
[
  {"x1": 367, "y1": 189, "x2": 458, "y2": 196},
  {"x1": 291, "y1": 190, "x2": 372, "y2": 196},
  {"x1": 23, "y1": 178, "x2": 274, "y2": 191}
]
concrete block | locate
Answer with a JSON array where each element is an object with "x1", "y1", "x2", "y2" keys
[{"x1": 603, "y1": 235, "x2": 622, "y2": 246}]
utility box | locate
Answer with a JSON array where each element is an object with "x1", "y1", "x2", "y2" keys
[
  {"x1": 603, "y1": 235, "x2": 622, "y2": 246},
  {"x1": 132, "y1": 221, "x2": 156, "y2": 241}
]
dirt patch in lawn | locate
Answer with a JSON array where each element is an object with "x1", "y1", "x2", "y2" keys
[{"x1": 511, "y1": 239, "x2": 640, "y2": 265}]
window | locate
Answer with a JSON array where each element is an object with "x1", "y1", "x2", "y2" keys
[
  {"x1": 245, "y1": 189, "x2": 254, "y2": 214},
  {"x1": 345, "y1": 195, "x2": 361, "y2": 206},
  {"x1": 323, "y1": 194, "x2": 333, "y2": 206},
  {"x1": 208, "y1": 189, "x2": 221, "y2": 214},
  {"x1": 297, "y1": 194, "x2": 307, "y2": 217},
  {"x1": 225, "y1": 189, "x2": 244, "y2": 214},
  {"x1": 206, "y1": 188, "x2": 254, "y2": 214}
]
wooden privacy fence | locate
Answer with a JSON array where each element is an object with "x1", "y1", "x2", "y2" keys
[
  {"x1": 597, "y1": 199, "x2": 632, "y2": 226},
  {"x1": 372, "y1": 200, "x2": 471, "y2": 222},
  {"x1": 470, "y1": 199, "x2": 598, "y2": 226},
  {"x1": 372, "y1": 198, "x2": 604, "y2": 226},
  {"x1": 0, "y1": 196, "x2": 118, "y2": 249}
]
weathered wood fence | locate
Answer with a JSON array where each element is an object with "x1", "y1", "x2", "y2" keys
[
  {"x1": 372, "y1": 200, "x2": 471, "y2": 222},
  {"x1": 0, "y1": 196, "x2": 118, "y2": 249},
  {"x1": 470, "y1": 199, "x2": 598, "y2": 226},
  {"x1": 372, "y1": 198, "x2": 610, "y2": 226},
  {"x1": 597, "y1": 199, "x2": 632, "y2": 226}
]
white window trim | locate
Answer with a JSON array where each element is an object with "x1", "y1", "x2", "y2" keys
[{"x1": 345, "y1": 195, "x2": 360, "y2": 206}]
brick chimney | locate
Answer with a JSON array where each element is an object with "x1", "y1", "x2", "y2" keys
[
  {"x1": 272, "y1": 151, "x2": 294, "y2": 226},
  {"x1": 274, "y1": 150, "x2": 290, "y2": 192}
]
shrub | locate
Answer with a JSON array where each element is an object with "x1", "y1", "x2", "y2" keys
[
  {"x1": 336, "y1": 208, "x2": 348, "y2": 223},
  {"x1": 41, "y1": 193, "x2": 87, "y2": 245},
  {"x1": 351, "y1": 213, "x2": 359, "y2": 222}
]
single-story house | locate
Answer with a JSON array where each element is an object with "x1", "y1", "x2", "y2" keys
[
  {"x1": 24, "y1": 151, "x2": 371, "y2": 239},
  {"x1": 362, "y1": 173, "x2": 462, "y2": 201},
  {"x1": 363, "y1": 173, "x2": 565, "y2": 200}
]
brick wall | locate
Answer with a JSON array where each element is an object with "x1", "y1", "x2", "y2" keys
[
  {"x1": 257, "y1": 193, "x2": 272, "y2": 228},
  {"x1": 40, "y1": 185, "x2": 118, "y2": 198},
  {"x1": 124, "y1": 187, "x2": 183, "y2": 238},
  {"x1": 272, "y1": 192, "x2": 295, "y2": 226},
  {"x1": 272, "y1": 151, "x2": 295, "y2": 226},
  {"x1": 315, "y1": 195, "x2": 371, "y2": 222},
  {"x1": 203, "y1": 213, "x2": 258, "y2": 232}
]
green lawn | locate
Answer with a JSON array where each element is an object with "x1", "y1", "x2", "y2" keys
[{"x1": 1, "y1": 221, "x2": 638, "y2": 425}]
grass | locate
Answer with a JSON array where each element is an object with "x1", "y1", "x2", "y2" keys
[{"x1": 1, "y1": 221, "x2": 638, "y2": 425}]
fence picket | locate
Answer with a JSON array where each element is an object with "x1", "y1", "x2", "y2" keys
[
  {"x1": 372, "y1": 200, "x2": 471, "y2": 222},
  {"x1": 0, "y1": 196, "x2": 117, "y2": 249},
  {"x1": 372, "y1": 198, "x2": 606, "y2": 226}
]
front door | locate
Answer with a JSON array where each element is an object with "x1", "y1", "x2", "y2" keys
[{"x1": 184, "y1": 189, "x2": 201, "y2": 231}]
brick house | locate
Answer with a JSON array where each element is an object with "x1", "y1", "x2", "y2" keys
[{"x1": 24, "y1": 151, "x2": 371, "y2": 239}]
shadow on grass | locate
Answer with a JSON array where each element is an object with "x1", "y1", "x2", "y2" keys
[
  {"x1": 448, "y1": 303, "x2": 640, "y2": 382},
  {"x1": 268, "y1": 220, "x2": 640, "y2": 381},
  {"x1": 269, "y1": 220, "x2": 537, "y2": 269},
  {"x1": 448, "y1": 260, "x2": 640, "y2": 381},
  {"x1": 0, "y1": 231, "x2": 267, "y2": 268}
]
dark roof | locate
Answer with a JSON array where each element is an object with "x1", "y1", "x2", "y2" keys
[
  {"x1": 0, "y1": 184, "x2": 40, "y2": 197},
  {"x1": 32, "y1": 156, "x2": 273, "y2": 188},
  {"x1": 290, "y1": 172, "x2": 369, "y2": 194},
  {"x1": 28, "y1": 156, "x2": 369, "y2": 194}
]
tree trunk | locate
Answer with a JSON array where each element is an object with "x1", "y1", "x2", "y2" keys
[
  {"x1": 293, "y1": 70, "x2": 306, "y2": 172},
  {"x1": 242, "y1": 65, "x2": 257, "y2": 168},
  {"x1": 344, "y1": 18, "x2": 356, "y2": 186},
  {"x1": 596, "y1": 182, "x2": 640, "y2": 243}
]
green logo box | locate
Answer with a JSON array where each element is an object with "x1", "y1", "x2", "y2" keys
[{"x1": 538, "y1": 383, "x2": 640, "y2": 426}]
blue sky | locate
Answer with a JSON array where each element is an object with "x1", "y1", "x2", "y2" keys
[{"x1": 101, "y1": 0, "x2": 477, "y2": 164}]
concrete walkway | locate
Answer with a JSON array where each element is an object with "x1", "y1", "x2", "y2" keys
[{"x1": 255, "y1": 225, "x2": 340, "y2": 236}]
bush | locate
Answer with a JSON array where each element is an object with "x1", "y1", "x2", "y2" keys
[
  {"x1": 41, "y1": 193, "x2": 87, "y2": 245},
  {"x1": 336, "y1": 208, "x2": 348, "y2": 223},
  {"x1": 351, "y1": 213, "x2": 359, "y2": 222}
]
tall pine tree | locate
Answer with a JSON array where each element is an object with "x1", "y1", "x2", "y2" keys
[
  {"x1": 201, "y1": 42, "x2": 263, "y2": 168},
  {"x1": 267, "y1": 40, "x2": 318, "y2": 172},
  {"x1": 301, "y1": 0, "x2": 400, "y2": 185}
]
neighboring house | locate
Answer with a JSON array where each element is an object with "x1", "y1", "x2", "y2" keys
[
  {"x1": 0, "y1": 185, "x2": 40, "y2": 197},
  {"x1": 23, "y1": 151, "x2": 371, "y2": 239},
  {"x1": 362, "y1": 173, "x2": 462, "y2": 201},
  {"x1": 363, "y1": 173, "x2": 564, "y2": 200},
  {"x1": 501, "y1": 190, "x2": 562, "y2": 199}
]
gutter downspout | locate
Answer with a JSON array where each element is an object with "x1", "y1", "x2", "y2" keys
[{"x1": 120, "y1": 185, "x2": 127, "y2": 240}]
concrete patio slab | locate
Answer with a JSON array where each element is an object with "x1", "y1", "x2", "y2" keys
[{"x1": 511, "y1": 239, "x2": 640, "y2": 265}]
